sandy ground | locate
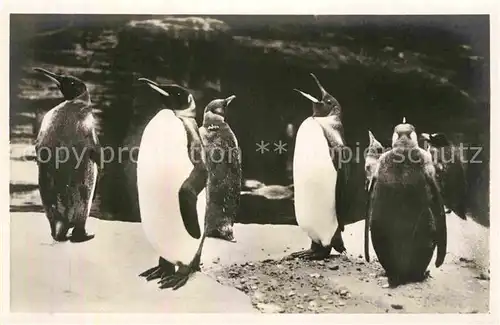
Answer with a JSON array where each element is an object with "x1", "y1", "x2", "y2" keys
[{"x1": 9, "y1": 142, "x2": 490, "y2": 314}]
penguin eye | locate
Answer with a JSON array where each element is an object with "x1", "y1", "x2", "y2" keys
[{"x1": 326, "y1": 99, "x2": 332, "y2": 104}]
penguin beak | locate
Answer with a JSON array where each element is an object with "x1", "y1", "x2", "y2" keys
[
  {"x1": 224, "y1": 95, "x2": 236, "y2": 107},
  {"x1": 310, "y1": 73, "x2": 328, "y2": 98},
  {"x1": 33, "y1": 67, "x2": 62, "y2": 86},
  {"x1": 368, "y1": 130, "x2": 375, "y2": 146},
  {"x1": 294, "y1": 89, "x2": 319, "y2": 103},
  {"x1": 138, "y1": 77, "x2": 170, "y2": 97}
]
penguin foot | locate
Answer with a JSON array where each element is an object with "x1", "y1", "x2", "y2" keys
[
  {"x1": 284, "y1": 241, "x2": 332, "y2": 260},
  {"x1": 387, "y1": 270, "x2": 431, "y2": 287},
  {"x1": 139, "y1": 265, "x2": 161, "y2": 279},
  {"x1": 69, "y1": 227, "x2": 95, "y2": 243},
  {"x1": 284, "y1": 249, "x2": 330, "y2": 260},
  {"x1": 140, "y1": 257, "x2": 175, "y2": 281},
  {"x1": 51, "y1": 220, "x2": 69, "y2": 242},
  {"x1": 158, "y1": 264, "x2": 195, "y2": 290},
  {"x1": 284, "y1": 249, "x2": 319, "y2": 260}
]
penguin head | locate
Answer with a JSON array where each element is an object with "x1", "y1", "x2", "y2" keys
[
  {"x1": 421, "y1": 132, "x2": 450, "y2": 148},
  {"x1": 367, "y1": 130, "x2": 384, "y2": 156},
  {"x1": 203, "y1": 95, "x2": 236, "y2": 121},
  {"x1": 33, "y1": 67, "x2": 88, "y2": 101},
  {"x1": 392, "y1": 117, "x2": 418, "y2": 147},
  {"x1": 294, "y1": 73, "x2": 341, "y2": 118},
  {"x1": 138, "y1": 78, "x2": 196, "y2": 118}
]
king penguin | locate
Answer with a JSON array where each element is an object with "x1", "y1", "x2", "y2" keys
[
  {"x1": 285, "y1": 73, "x2": 349, "y2": 260},
  {"x1": 33, "y1": 67, "x2": 100, "y2": 243},
  {"x1": 367, "y1": 118, "x2": 447, "y2": 287},
  {"x1": 421, "y1": 132, "x2": 468, "y2": 220},
  {"x1": 136, "y1": 78, "x2": 208, "y2": 290},
  {"x1": 199, "y1": 95, "x2": 242, "y2": 243}
]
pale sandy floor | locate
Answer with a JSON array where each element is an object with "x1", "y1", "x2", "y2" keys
[{"x1": 10, "y1": 213, "x2": 257, "y2": 313}]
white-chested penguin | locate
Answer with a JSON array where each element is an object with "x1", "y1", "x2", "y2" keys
[
  {"x1": 199, "y1": 95, "x2": 241, "y2": 243},
  {"x1": 285, "y1": 73, "x2": 349, "y2": 260},
  {"x1": 366, "y1": 118, "x2": 447, "y2": 287},
  {"x1": 136, "y1": 78, "x2": 208, "y2": 290},
  {"x1": 363, "y1": 130, "x2": 385, "y2": 262},
  {"x1": 33, "y1": 67, "x2": 100, "y2": 243},
  {"x1": 421, "y1": 132, "x2": 468, "y2": 220}
]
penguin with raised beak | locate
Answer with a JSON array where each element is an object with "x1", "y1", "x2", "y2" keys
[
  {"x1": 33, "y1": 67, "x2": 100, "y2": 243},
  {"x1": 285, "y1": 73, "x2": 350, "y2": 260}
]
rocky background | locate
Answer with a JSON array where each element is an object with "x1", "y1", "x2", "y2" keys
[{"x1": 10, "y1": 14, "x2": 489, "y2": 226}]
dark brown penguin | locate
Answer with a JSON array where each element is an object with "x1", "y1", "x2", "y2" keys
[
  {"x1": 199, "y1": 95, "x2": 242, "y2": 243},
  {"x1": 33, "y1": 67, "x2": 100, "y2": 243},
  {"x1": 367, "y1": 118, "x2": 447, "y2": 287}
]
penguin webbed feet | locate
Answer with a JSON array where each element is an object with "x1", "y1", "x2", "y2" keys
[
  {"x1": 283, "y1": 241, "x2": 332, "y2": 261},
  {"x1": 140, "y1": 257, "x2": 175, "y2": 281},
  {"x1": 158, "y1": 264, "x2": 192, "y2": 290},
  {"x1": 69, "y1": 227, "x2": 95, "y2": 243},
  {"x1": 50, "y1": 219, "x2": 70, "y2": 242},
  {"x1": 158, "y1": 261, "x2": 199, "y2": 290},
  {"x1": 386, "y1": 270, "x2": 431, "y2": 288}
]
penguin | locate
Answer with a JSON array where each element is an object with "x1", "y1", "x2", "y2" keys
[
  {"x1": 33, "y1": 67, "x2": 100, "y2": 243},
  {"x1": 363, "y1": 130, "x2": 385, "y2": 262},
  {"x1": 199, "y1": 95, "x2": 241, "y2": 243},
  {"x1": 136, "y1": 78, "x2": 208, "y2": 290},
  {"x1": 285, "y1": 73, "x2": 349, "y2": 260},
  {"x1": 421, "y1": 132, "x2": 468, "y2": 220},
  {"x1": 366, "y1": 118, "x2": 447, "y2": 287}
]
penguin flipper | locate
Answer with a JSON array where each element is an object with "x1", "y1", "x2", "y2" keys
[
  {"x1": 178, "y1": 164, "x2": 208, "y2": 240},
  {"x1": 364, "y1": 177, "x2": 376, "y2": 263},
  {"x1": 333, "y1": 145, "x2": 350, "y2": 232},
  {"x1": 88, "y1": 128, "x2": 102, "y2": 167},
  {"x1": 426, "y1": 172, "x2": 447, "y2": 268}
]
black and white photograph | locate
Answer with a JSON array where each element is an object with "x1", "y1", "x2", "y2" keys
[{"x1": 3, "y1": 2, "x2": 496, "y2": 320}]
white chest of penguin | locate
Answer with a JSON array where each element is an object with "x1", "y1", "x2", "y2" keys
[
  {"x1": 293, "y1": 117, "x2": 339, "y2": 247},
  {"x1": 136, "y1": 109, "x2": 206, "y2": 266}
]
